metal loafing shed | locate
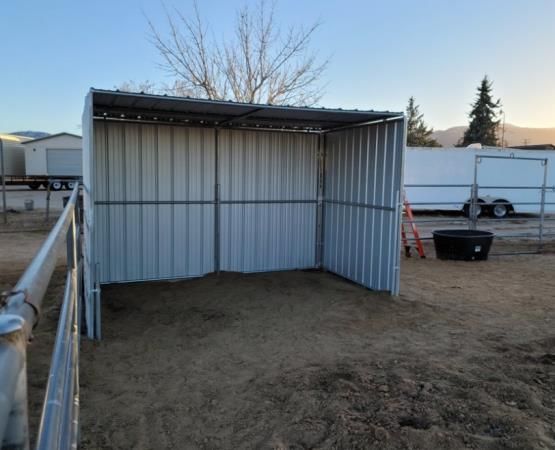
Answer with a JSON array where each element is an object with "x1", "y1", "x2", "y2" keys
[{"x1": 82, "y1": 89, "x2": 406, "y2": 339}]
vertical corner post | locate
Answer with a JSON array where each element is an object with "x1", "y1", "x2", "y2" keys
[
  {"x1": 315, "y1": 133, "x2": 326, "y2": 268},
  {"x1": 214, "y1": 128, "x2": 220, "y2": 274},
  {"x1": 538, "y1": 158, "x2": 548, "y2": 251}
]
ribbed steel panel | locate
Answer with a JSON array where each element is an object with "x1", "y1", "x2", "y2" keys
[
  {"x1": 90, "y1": 119, "x2": 404, "y2": 291},
  {"x1": 323, "y1": 120, "x2": 404, "y2": 293},
  {"x1": 92, "y1": 121, "x2": 215, "y2": 283},
  {"x1": 218, "y1": 130, "x2": 318, "y2": 201},
  {"x1": 219, "y1": 203, "x2": 317, "y2": 272},
  {"x1": 94, "y1": 123, "x2": 215, "y2": 203},
  {"x1": 218, "y1": 129, "x2": 318, "y2": 271}
]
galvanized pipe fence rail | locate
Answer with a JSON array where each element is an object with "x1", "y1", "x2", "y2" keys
[
  {"x1": 0, "y1": 185, "x2": 81, "y2": 449},
  {"x1": 403, "y1": 154, "x2": 555, "y2": 256}
]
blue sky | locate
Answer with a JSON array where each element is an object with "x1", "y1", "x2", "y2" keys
[{"x1": 1, "y1": 0, "x2": 554, "y2": 134}]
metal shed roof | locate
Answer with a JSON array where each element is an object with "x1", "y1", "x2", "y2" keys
[
  {"x1": 22, "y1": 132, "x2": 82, "y2": 144},
  {"x1": 90, "y1": 89, "x2": 403, "y2": 132}
]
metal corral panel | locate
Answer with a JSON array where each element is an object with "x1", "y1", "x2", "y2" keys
[
  {"x1": 218, "y1": 129, "x2": 319, "y2": 271},
  {"x1": 323, "y1": 120, "x2": 405, "y2": 293},
  {"x1": 46, "y1": 148, "x2": 82, "y2": 176},
  {"x1": 93, "y1": 121, "x2": 215, "y2": 283}
]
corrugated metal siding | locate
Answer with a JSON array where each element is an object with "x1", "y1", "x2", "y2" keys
[
  {"x1": 90, "y1": 119, "x2": 404, "y2": 291},
  {"x1": 218, "y1": 129, "x2": 318, "y2": 271},
  {"x1": 323, "y1": 120, "x2": 404, "y2": 292},
  {"x1": 93, "y1": 121, "x2": 215, "y2": 283}
]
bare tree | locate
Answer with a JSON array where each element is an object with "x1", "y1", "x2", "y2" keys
[
  {"x1": 148, "y1": 0, "x2": 327, "y2": 105},
  {"x1": 116, "y1": 80, "x2": 159, "y2": 94}
]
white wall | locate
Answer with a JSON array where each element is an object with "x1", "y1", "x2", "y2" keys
[{"x1": 23, "y1": 134, "x2": 82, "y2": 176}]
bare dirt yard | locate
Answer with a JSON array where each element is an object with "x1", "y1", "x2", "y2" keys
[
  {"x1": 1, "y1": 222, "x2": 554, "y2": 449},
  {"x1": 78, "y1": 243, "x2": 555, "y2": 450}
]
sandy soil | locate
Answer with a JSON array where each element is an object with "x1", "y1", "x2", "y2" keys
[
  {"x1": 2, "y1": 227, "x2": 554, "y2": 449},
  {"x1": 76, "y1": 245, "x2": 555, "y2": 450}
]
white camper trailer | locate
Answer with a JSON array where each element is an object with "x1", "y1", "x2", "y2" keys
[{"x1": 404, "y1": 146, "x2": 555, "y2": 218}]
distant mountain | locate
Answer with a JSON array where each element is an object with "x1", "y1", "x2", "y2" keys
[
  {"x1": 431, "y1": 124, "x2": 555, "y2": 147},
  {"x1": 10, "y1": 131, "x2": 50, "y2": 139}
]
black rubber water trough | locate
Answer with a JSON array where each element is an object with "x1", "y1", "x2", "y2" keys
[{"x1": 432, "y1": 229, "x2": 495, "y2": 261}]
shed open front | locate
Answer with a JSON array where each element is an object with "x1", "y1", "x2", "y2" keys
[{"x1": 82, "y1": 89, "x2": 405, "y2": 339}]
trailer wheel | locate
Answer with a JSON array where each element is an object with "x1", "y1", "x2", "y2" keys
[
  {"x1": 463, "y1": 199, "x2": 485, "y2": 218},
  {"x1": 50, "y1": 181, "x2": 63, "y2": 191},
  {"x1": 28, "y1": 182, "x2": 41, "y2": 190},
  {"x1": 65, "y1": 180, "x2": 77, "y2": 190},
  {"x1": 491, "y1": 200, "x2": 510, "y2": 219}
]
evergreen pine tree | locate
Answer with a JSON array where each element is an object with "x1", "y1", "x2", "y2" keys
[
  {"x1": 459, "y1": 76, "x2": 501, "y2": 146},
  {"x1": 406, "y1": 97, "x2": 441, "y2": 147}
]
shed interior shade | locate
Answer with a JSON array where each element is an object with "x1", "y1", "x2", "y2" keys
[{"x1": 91, "y1": 89, "x2": 402, "y2": 131}]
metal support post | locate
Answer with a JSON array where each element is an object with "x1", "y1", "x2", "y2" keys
[
  {"x1": 470, "y1": 156, "x2": 479, "y2": 230},
  {"x1": 214, "y1": 128, "x2": 220, "y2": 274},
  {"x1": 538, "y1": 159, "x2": 548, "y2": 251},
  {"x1": 0, "y1": 138, "x2": 7, "y2": 225},
  {"x1": 315, "y1": 134, "x2": 326, "y2": 267},
  {"x1": 94, "y1": 263, "x2": 101, "y2": 340},
  {"x1": 45, "y1": 181, "x2": 52, "y2": 223},
  {"x1": 392, "y1": 189, "x2": 402, "y2": 296}
]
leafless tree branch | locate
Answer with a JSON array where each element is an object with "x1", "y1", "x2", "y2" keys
[
  {"x1": 147, "y1": 0, "x2": 327, "y2": 105},
  {"x1": 116, "y1": 80, "x2": 159, "y2": 94}
]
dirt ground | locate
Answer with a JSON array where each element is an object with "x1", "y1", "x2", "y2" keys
[
  {"x1": 2, "y1": 186, "x2": 67, "y2": 211},
  {"x1": 1, "y1": 228, "x2": 554, "y2": 449},
  {"x1": 77, "y1": 241, "x2": 555, "y2": 450}
]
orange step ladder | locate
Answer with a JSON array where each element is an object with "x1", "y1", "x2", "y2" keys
[{"x1": 401, "y1": 194, "x2": 426, "y2": 258}]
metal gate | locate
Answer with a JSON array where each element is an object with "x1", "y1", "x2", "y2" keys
[
  {"x1": 403, "y1": 153, "x2": 554, "y2": 256},
  {"x1": 469, "y1": 153, "x2": 551, "y2": 255}
]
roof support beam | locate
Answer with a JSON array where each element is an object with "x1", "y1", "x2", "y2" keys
[
  {"x1": 322, "y1": 115, "x2": 405, "y2": 134},
  {"x1": 217, "y1": 107, "x2": 264, "y2": 126}
]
